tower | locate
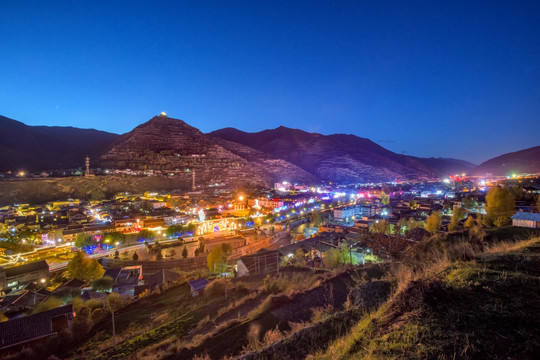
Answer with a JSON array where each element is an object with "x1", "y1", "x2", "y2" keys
[
  {"x1": 85, "y1": 156, "x2": 90, "y2": 176},
  {"x1": 192, "y1": 170, "x2": 196, "y2": 191}
]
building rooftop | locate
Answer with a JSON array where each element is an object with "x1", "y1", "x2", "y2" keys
[
  {"x1": 2, "y1": 260, "x2": 49, "y2": 278},
  {"x1": 512, "y1": 212, "x2": 540, "y2": 221},
  {"x1": 0, "y1": 304, "x2": 73, "y2": 349},
  {"x1": 188, "y1": 278, "x2": 209, "y2": 292}
]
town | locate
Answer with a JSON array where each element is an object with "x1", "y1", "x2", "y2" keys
[{"x1": 1, "y1": 171, "x2": 539, "y2": 357}]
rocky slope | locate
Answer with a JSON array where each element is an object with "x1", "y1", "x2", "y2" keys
[
  {"x1": 97, "y1": 115, "x2": 314, "y2": 185},
  {"x1": 210, "y1": 127, "x2": 475, "y2": 183}
]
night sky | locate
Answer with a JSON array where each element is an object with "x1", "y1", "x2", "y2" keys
[{"x1": 1, "y1": 1, "x2": 539, "y2": 164}]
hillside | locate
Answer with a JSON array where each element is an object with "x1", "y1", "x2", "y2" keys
[
  {"x1": 0, "y1": 176, "x2": 193, "y2": 205},
  {"x1": 210, "y1": 127, "x2": 474, "y2": 183},
  {"x1": 41, "y1": 231, "x2": 540, "y2": 360},
  {"x1": 474, "y1": 145, "x2": 540, "y2": 176},
  {"x1": 97, "y1": 115, "x2": 315, "y2": 185},
  {"x1": 0, "y1": 115, "x2": 118, "y2": 171},
  {"x1": 413, "y1": 157, "x2": 476, "y2": 176}
]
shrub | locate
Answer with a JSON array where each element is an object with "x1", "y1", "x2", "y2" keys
[
  {"x1": 204, "y1": 278, "x2": 226, "y2": 298},
  {"x1": 86, "y1": 298, "x2": 104, "y2": 310},
  {"x1": 33, "y1": 296, "x2": 62, "y2": 314},
  {"x1": 263, "y1": 274, "x2": 288, "y2": 294}
]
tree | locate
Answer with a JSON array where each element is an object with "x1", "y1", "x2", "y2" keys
[
  {"x1": 485, "y1": 186, "x2": 516, "y2": 227},
  {"x1": 425, "y1": 212, "x2": 441, "y2": 235},
  {"x1": 104, "y1": 231, "x2": 125, "y2": 245},
  {"x1": 106, "y1": 292, "x2": 124, "y2": 347},
  {"x1": 182, "y1": 246, "x2": 188, "y2": 258},
  {"x1": 207, "y1": 246, "x2": 224, "y2": 272},
  {"x1": 323, "y1": 243, "x2": 352, "y2": 268},
  {"x1": 137, "y1": 229, "x2": 155, "y2": 242},
  {"x1": 464, "y1": 215, "x2": 475, "y2": 229},
  {"x1": 462, "y1": 196, "x2": 478, "y2": 211},
  {"x1": 165, "y1": 225, "x2": 183, "y2": 238},
  {"x1": 294, "y1": 248, "x2": 306, "y2": 265},
  {"x1": 369, "y1": 219, "x2": 390, "y2": 234},
  {"x1": 381, "y1": 192, "x2": 390, "y2": 205},
  {"x1": 449, "y1": 207, "x2": 465, "y2": 232},
  {"x1": 323, "y1": 248, "x2": 340, "y2": 268},
  {"x1": 406, "y1": 217, "x2": 421, "y2": 232},
  {"x1": 92, "y1": 276, "x2": 114, "y2": 293},
  {"x1": 33, "y1": 296, "x2": 62, "y2": 314},
  {"x1": 54, "y1": 287, "x2": 81, "y2": 304},
  {"x1": 0, "y1": 312, "x2": 8, "y2": 322},
  {"x1": 396, "y1": 218, "x2": 408, "y2": 235},
  {"x1": 67, "y1": 251, "x2": 105, "y2": 283},
  {"x1": 16, "y1": 227, "x2": 37, "y2": 244},
  {"x1": 184, "y1": 223, "x2": 197, "y2": 233},
  {"x1": 132, "y1": 251, "x2": 139, "y2": 261},
  {"x1": 75, "y1": 233, "x2": 94, "y2": 251}
]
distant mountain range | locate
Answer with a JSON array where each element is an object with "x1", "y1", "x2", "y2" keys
[
  {"x1": 0, "y1": 115, "x2": 117, "y2": 171},
  {"x1": 1, "y1": 114, "x2": 537, "y2": 183},
  {"x1": 209, "y1": 127, "x2": 475, "y2": 182}
]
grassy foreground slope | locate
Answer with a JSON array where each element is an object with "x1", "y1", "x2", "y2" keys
[
  {"x1": 45, "y1": 233, "x2": 539, "y2": 360},
  {"x1": 315, "y1": 237, "x2": 540, "y2": 360}
]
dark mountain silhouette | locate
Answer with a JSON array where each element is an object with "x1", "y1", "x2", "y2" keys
[
  {"x1": 473, "y1": 145, "x2": 540, "y2": 176},
  {"x1": 0, "y1": 115, "x2": 118, "y2": 172},
  {"x1": 1, "y1": 114, "x2": 475, "y2": 183}
]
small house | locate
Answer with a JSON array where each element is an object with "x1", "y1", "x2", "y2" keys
[
  {"x1": 0, "y1": 304, "x2": 74, "y2": 353},
  {"x1": 188, "y1": 278, "x2": 209, "y2": 297}
]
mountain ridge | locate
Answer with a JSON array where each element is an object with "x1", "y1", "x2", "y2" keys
[
  {"x1": 5, "y1": 114, "x2": 536, "y2": 184},
  {"x1": 473, "y1": 145, "x2": 540, "y2": 176}
]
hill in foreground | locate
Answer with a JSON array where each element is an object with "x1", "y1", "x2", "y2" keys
[{"x1": 38, "y1": 230, "x2": 540, "y2": 360}]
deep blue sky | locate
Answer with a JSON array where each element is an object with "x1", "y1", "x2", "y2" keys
[{"x1": 1, "y1": 1, "x2": 539, "y2": 164}]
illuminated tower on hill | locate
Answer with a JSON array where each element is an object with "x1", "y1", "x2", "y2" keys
[
  {"x1": 84, "y1": 156, "x2": 95, "y2": 177},
  {"x1": 192, "y1": 170, "x2": 196, "y2": 191},
  {"x1": 85, "y1": 156, "x2": 90, "y2": 175}
]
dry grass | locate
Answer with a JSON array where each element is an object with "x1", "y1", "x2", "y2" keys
[
  {"x1": 215, "y1": 291, "x2": 259, "y2": 318},
  {"x1": 242, "y1": 324, "x2": 286, "y2": 353},
  {"x1": 485, "y1": 236, "x2": 539, "y2": 254},
  {"x1": 187, "y1": 318, "x2": 243, "y2": 350},
  {"x1": 246, "y1": 293, "x2": 291, "y2": 320}
]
